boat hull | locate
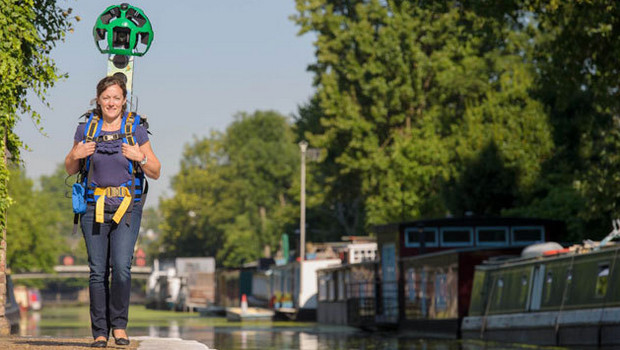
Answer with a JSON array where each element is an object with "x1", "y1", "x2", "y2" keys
[
  {"x1": 463, "y1": 307, "x2": 620, "y2": 346},
  {"x1": 226, "y1": 307, "x2": 275, "y2": 322}
]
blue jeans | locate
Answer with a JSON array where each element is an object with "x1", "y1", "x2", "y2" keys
[{"x1": 81, "y1": 203, "x2": 143, "y2": 339}]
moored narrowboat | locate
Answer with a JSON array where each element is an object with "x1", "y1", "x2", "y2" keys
[
  {"x1": 271, "y1": 258, "x2": 341, "y2": 321},
  {"x1": 399, "y1": 247, "x2": 523, "y2": 338},
  {"x1": 372, "y1": 217, "x2": 565, "y2": 334},
  {"x1": 316, "y1": 260, "x2": 377, "y2": 327},
  {"x1": 462, "y1": 224, "x2": 620, "y2": 347}
]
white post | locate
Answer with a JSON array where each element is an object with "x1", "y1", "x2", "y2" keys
[
  {"x1": 299, "y1": 140, "x2": 308, "y2": 262},
  {"x1": 298, "y1": 140, "x2": 308, "y2": 307}
]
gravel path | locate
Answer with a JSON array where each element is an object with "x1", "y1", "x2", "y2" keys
[{"x1": 0, "y1": 336, "x2": 140, "y2": 349}]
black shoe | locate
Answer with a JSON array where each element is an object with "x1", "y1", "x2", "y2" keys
[
  {"x1": 114, "y1": 337, "x2": 130, "y2": 346},
  {"x1": 90, "y1": 340, "x2": 107, "y2": 348}
]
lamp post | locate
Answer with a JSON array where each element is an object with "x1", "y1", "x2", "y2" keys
[
  {"x1": 299, "y1": 140, "x2": 308, "y2": 262},
  {"x1": 298, "y1": 141, "x2": 320, "y2": 307},
  {"x1": 298, "y1": 140, "x2": 308, "y2": 308}
]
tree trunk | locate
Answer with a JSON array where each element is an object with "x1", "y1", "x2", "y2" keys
[
  {"x1": 0, "y1": 126, "x2": 10, "y2": 335},
  {"x1": 259, "y1": 206, "x2": 270, "y2": 257}
]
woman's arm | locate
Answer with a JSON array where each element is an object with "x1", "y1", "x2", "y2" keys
[
  {"x1": 122, "y1": 141, "x2": 161, "y2": 179},
  {"x1": 65, "y1": 141, "x2": 96, "y2": 175}
]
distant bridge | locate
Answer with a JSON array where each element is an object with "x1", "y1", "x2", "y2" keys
[{"x1": 11, "y1": 265, "x2": 153, "y2": 280}]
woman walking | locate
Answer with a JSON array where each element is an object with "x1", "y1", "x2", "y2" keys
[{"x1": 65, "y1": 76, "x2": 160, "y2": 347}]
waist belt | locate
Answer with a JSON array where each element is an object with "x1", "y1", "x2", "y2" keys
[{"x1": 93, "y1": 187, "x2": 132, "y2": 224}]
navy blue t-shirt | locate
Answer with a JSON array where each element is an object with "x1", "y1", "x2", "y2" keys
[{"x1": 74, "y1": 122, "x2": 149, "y2": 206}]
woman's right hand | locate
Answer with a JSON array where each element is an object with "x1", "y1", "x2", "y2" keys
[
  {"x1": 73, "y1": 141, "x2": 96, "y2": 159},
  {"x1": 65, "y1": 141, "x2": 96, "y2": 175}
]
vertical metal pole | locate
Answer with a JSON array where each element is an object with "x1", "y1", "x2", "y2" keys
[
  {"x1": 298, "y1": 140, "x2": 308, "y2": 308},
  {"x1": 299, "y1": 141, "x2": 307, "y2": 262}
]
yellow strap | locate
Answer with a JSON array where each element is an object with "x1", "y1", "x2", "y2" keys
[
  {"x1": 95, "y1": 188, "x2": 106, "y2": 223},
  {"x1": 113, "y1": 190, "x2": 132, "y2": 223},
  {"x1": 125, "y1": 112, "x2": 135, "y2": 146},
  {"x1": 86, "y1": 115, "x2": 100, "y2": 142},
  {"x1": 93, "y1": 187, "x2": 132, "y2": 224}
]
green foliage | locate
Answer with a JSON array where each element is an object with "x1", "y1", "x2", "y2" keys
[
  {"x1": 141, "y1": 207, "x2": 163, "y2": 263},
  {"x1": 158, "y1": 133, "x2": 230, "y2": 259},
  {"x1": 158, "y1": 0, "x2": 620, "y2": 257},
  {"x1": 158, "y1": 111, "x2": 299, "y2": 267},
  {"x1": 38, "y1": 164, "x2": 87, "y2": 264},
  {"x1": 0, "y1": 0, "x2": 76, "y2": 268},
  {"x1": 293, "y1": 0, "x2": 553, "y2": 226},
  {"x1": 7, "y1": 166, "x2": 64, "y2": 272},
  {"x1": 505, "y1": 184, "x2": 586, "y2": 243},
  {"x1": 528, "y1": 1, "x2": 620, "y2": 227},
  {"x1": 295, "y1": 96, "x2": 366, "y2": 239},
  {"x1": 0, "y1": 0, "x2": 75, "y2": 156}
]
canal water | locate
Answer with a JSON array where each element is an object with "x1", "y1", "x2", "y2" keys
[{"x1": 19, "y1": 305, "x2": 579, "y2": 350}]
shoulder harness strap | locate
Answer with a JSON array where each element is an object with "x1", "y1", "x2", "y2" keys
[
  {"x1": 73, "y1": 112, "x2": 101, "y2": 234},
  {"x1": 82, "y1": 112, "x2": 102, "y2": 180},
  {"x1": 84, "y1": 112, "x2": 102, "y2": 142},
  {"x1": 122, "y1": 112, "x2": 139, "y2": 146}
]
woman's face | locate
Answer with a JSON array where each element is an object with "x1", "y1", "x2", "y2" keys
[{"x1": 97, "y1": 84, "x2": 126, "y2": 120}]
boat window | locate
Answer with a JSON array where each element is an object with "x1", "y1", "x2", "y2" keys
[
  {"x1": 519, "y1": 274, "x2": 529, "y2": 305},
  {"x1": 342, "y1": 269, "x2": 351, "y2": 299},
  {"x1": 337, "y1": 271, "x2": 345, "y2": 301},
  {"x1": 476, "y1": 227, "x2": 509, "y2": 246},
  {"x1": 564, "y1": 268, "x2": 573, "y2": 303},
  {"x1": 405, "y1": 268, "x2": 416, "y2": 302},
  {"x1": 596, "y1": 264, "x2": 610, "y2": 298},
  {"x1": 435, "y1": 274, "x2": 448, "y2": 311},
  {"x1": 495, "y1": 277, "x2": 504, "y2": 306},
  {"x1": 328, "y1": 273, "x2": 336, "y2": 301},
  {"x1": 440, "y1": 227, "x2": 474, "y2": 247},
  {"x1": 318, "y1": 274, "x2": 328, "y2": 301},
  {"x1": 544, "y1": 271, "x2": 554, "y2": 303},
  {"x1": 404, "y1": 227, "x2": 439, "y2": 248},
  {"x1": 511, "y1": 226, "x2": 545, "y2": 245}
]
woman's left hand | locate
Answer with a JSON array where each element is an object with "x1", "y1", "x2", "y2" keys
[
  {"x1": 122, "y1": 143, "x2": 144, "y2": 162},
  {"x1": 122, "y1": 141, "x2": 161, "y2": 179}
]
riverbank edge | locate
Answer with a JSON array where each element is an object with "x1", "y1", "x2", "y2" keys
[{"x1": 0, "y1": 335, "x2": 212, "y2": 349}]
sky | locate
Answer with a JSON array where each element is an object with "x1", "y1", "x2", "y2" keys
[{"x1": 17, "y1": 0, "x2": 316, "y2": 208}]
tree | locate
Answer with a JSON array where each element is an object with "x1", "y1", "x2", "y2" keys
[
  {"x1": 223, "y1": 111, "x2": 299, "y2": 259},
  {"x1": 528, "y1": 1, "x2": 620, "y2": 235},
  {"x1": 295, "y1": 96, "x2": 366, "y2": 239},
  {"x1": 7, "y1": 166, "x2": 63, "y2": 272},
  {"x1": 158, "y1": 133, "x2": 229, "y2": 259},
  {"x1": 293, "y1": 0, "x2": 553, "y2": 227},
  {"x1": 467, "y1": 1, "x2": 620, "y2": 239},
  {"x1": 38, "y1": 164, "x2": 87, "y2": 263},
  {"x1": 158, "y1": 111, "x2": 299, "y2": 267},
  {"x1": 0, "y1": 0, "x2": 75, "y2": 334}
]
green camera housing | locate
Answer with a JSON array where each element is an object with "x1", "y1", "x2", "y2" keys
[{"x1": 93, "y1": 3, "x2": 154, "y2": 57}]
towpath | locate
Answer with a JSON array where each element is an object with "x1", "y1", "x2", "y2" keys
[{"x1": 0, "y1": 336, "x2": 212, "y2": 349}]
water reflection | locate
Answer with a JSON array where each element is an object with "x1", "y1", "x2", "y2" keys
[
  {"x1": 20, "y1": 307, "x2": 575, "y2": 350},
  {"x1": 193, "y1": 329, "x2": 566, "y2": 350},
  {"x1": 19, "y1": 311, "x2": 40, "y2": 337}
]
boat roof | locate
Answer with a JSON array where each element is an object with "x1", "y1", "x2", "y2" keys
[
  {"x1": 476, "y1": 242, "x2": 620, "y2": 269},
  {"x1": 372, "y1": 216, "x2": 565, "y2": 233}
]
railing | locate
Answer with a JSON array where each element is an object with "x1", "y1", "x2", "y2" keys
[
  {"x1": 347, "y1": 297, "x2": 375, "y2": 326},
  {"x1": 376, "y1": 280, "x2": 399, "y2": 324},
  {"x1": 11, "y1": 265, "x2": 153, "y2": 280},
  {"x1": 346, "y1": 280, "x2": 377, "y2": 327}
]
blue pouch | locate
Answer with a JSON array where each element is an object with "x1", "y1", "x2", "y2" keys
[{"x1": 72, "y1": 183, "x2": 87, "y2": 214}]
